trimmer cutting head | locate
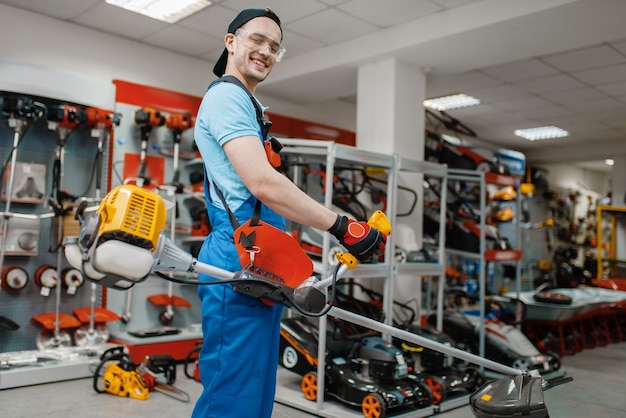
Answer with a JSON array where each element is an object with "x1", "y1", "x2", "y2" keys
[{"x1": 470, "y1": 372, "x2": 548, "y2": 418}]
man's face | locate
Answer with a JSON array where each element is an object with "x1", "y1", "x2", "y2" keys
[{"x1": 227, "y1": 17, "x2": 282, "y2": 86}]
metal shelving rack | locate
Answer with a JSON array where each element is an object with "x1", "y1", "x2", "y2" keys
[
  {"x1": 445, "y1": 169, "x2": 523, "y2": 358},
  {"x1": 595, "y1": 205, "x2": 626, "y2": 282},
  {"x1": 275, "y1": 139, "x2": 449, "y2": 418},
  {"x1": 394, "y1": 156, "x2": 448, "y2": 331}
]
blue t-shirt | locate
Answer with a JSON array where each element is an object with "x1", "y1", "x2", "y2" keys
[{"x1": 194, "y1": 80, "x2": 266, "y2": 212}]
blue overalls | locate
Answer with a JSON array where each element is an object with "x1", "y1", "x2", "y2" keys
[{"x1": 191, "y1": 186, "x2": 285, "y2": 418}]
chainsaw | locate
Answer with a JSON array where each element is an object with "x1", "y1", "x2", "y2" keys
[
  {"x1": 93, "y1": 347, "x2": 149, "y2": 400},
  {"x1": 138, "y1": 355, "x2": 190, "y2": 402},
  {"x1": 93, "y1": 347, "x2": 189, "y2": 402}
]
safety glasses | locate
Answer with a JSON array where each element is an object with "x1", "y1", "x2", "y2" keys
[{"x1": 235, "y1": 29, "x2": 286, "y2": 62}]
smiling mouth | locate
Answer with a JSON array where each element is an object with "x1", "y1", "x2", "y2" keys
[{"x1": 251, "y1": 57, "x2": 267, "y2": 69}]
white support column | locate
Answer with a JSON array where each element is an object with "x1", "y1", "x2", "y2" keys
[
  {"x1": 356, "y1": 58, "x2": 426, "y2": 160},
  {"x1": 356, "y1": 58, "x2": 430, "y2": 320}
]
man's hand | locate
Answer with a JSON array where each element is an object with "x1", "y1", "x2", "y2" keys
[{"x1": 328, "y1": 215, "x2": 386, "y2": 262}]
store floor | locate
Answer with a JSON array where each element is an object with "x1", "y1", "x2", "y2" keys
[{"x1": 2, "y1": 341, "x2": 625, "y2": 417}]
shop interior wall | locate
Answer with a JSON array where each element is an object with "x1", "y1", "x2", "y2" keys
[
  {"x1": 523, "y1": 163, "x2": 610, "y2": 280},
  {"x1": 0, "y1": 93, "x2": 112, "y2": 352}
]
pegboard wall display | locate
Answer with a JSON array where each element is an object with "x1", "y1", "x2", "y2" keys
[
  {"x1": 93, "y1": 81, "x2": 207, "y2": 357},
  {"x1": 0, "y1": 92, "x2": 119, "y2": 353},
  {"x1": 1, "y1": 79, "x2": 358, "y2": 365}
]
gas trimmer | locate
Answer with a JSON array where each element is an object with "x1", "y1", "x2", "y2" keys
[
  {"x1": 64, "y1": 184, "x2": 567, "y2": 417},
  {"x1": 35, "y1": 104, "x2": 85, "y2": 349},
  {"x1": 0, "y1": 97, "x2": 46, "y2": 272},
  {"x1": 73, "y1": 107, "x2": 122, "y2": 347},
  {"x1": 130, "y1": 107, "x2": 165, "y2": 188},
  {"x1": 0, "y1": 97, "x2": 45, "y2": 331}
]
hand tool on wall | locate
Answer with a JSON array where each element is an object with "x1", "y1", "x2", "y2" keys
[
  {"x1": 84, "y1": 107, "x2": 122, "y2": 200},
  {"x1": 0, "y1": 96, "x2": 46, "y2": 272},
  {"x1": 149, "y1": 112, "x2": 195, "y2": 325},
  {"x1": 73, "y1": 108, "x2": 122, "y2": 346},
  {"x1": 130, "y1": 107, "x2": 165, "y2": 188},
  {"x1": 164, "y1": 111, "x2": 194, "y2": 193},
  {"x1": 35, "y1": 104, "x2": 85, "y2": 348},
  {"x1": 46, "y1": 104, "x2": 85, "y2": 213}
]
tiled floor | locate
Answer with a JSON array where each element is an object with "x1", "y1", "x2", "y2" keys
[{"x1": 2, "y1": 341, "x2": 625, "y2": 417}]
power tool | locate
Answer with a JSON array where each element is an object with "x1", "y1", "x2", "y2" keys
[
  {"x1": 63, "y1": 184, "x2": 388, "y2": 315},
  {"x1": 93, "y1": 347, "x2": 149, "y2": 400},
  {"x1": 131, "y1": 107, "x2": 165, "y2": 187},
  {"x1": 138, "y1": 355, "x2": 190, "y2": 402},
  {"x1": 164, "y1": 111, "x2": 194, "y2": 193},
  {"x1": 84, "y1": 106, "x2": 122, "y2": 199},
  {"x1": 63, "y1": 185, "x2": 563, "y2": 417}
]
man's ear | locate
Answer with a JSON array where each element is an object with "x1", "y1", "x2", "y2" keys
[{"x1": 225, "y1": 33, "x2": 236, "y2": 52}]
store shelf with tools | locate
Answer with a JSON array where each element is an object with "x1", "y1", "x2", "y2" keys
[
  {"x1": 393, "y1": 156, "x2": 448, "y2": 332},
  {"x1": 443, "y1": 169, "x2": 523, "y2": 359},
  {"x1": 0, "y1": 92, "x2": 124, "y2": 388},
  {"x1": 593, "y1": 204, "x2": 626, "y2": 291},
  {"x1": 103, "y1": 96, "x2": 203, "y2": 361},
  {"x1": 275, "y1": 139, "x2": 450, "y2": 418}
]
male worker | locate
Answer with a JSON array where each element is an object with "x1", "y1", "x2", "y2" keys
[{"x1": 193, "y1": 8, "x2": 386, "y2": 418}]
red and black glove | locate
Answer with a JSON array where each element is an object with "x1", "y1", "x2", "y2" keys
[{"x1": 328, "y1": 215, "x2": 386, "y2": 262}]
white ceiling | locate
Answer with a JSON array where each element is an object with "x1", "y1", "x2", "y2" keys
[{"x1": 1, "y1": 0, "x2": 625, "y2": 173}]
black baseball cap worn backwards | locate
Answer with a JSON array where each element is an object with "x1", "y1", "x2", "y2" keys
[{"x1": 213, "y1": 8, "x2": 283, "y2": 77}]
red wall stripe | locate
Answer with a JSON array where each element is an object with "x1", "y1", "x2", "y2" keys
[
  {"x1": 113, "y1": 79, "x2": 355, "y2": 145},
  {"x1": 113, "y1": 79, "x2": 203, "y2": 114}
]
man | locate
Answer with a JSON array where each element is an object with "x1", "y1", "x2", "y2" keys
[{"x1": 193, "y1": 8, "x2": 386, "y2": 418}]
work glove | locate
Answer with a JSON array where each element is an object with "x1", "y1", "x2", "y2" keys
[{"x1": 328, "y1": 215, "x2": 386, "y2": 262}]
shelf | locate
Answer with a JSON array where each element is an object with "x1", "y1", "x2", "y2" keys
[
  {"x1": 396, "y1": 157, "x2": 447, "y2": 176},
  {"x1": 109, "y1": 325, "x2": 202, "y2": 362},
  {"x1": 280, "y1": 139, "x2": 395, "y2": 169},
  {"x1": 596, "y1": 205, "x2": 626, "y2": 281},
  {"x1": 396, "y1": 262, "x2": 444, "y2": 277},
  {"x1": 0, "y1": 344, "x2": 122, "y2": 389},
  {"x1": 446, "y1": 248, "x2": 522, "y2": 262},
  {"x1": 446, "y1": 168, "x2": 523, "y2": 360},
  {"x1": 275, "y1": 139, "x2": 449, "y2": 417}
]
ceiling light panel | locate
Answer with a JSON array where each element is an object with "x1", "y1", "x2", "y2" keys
[
  {"x1": 423, "y1": 94, "x2": 480, "y2": 111},
  {"x1": 514, "y1": 126, "x2": 569, "y2": 141},
  {"x1": 106, "y1": 0, "x2": 212, "y2": 24}
]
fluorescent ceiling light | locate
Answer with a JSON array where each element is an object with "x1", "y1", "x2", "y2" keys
[
  {"x1": 605, "y1": 159, "x2": 614, "y2": 166},
  {"x1": 514, "y1": 126, "x2": 569, "y2": 141},
  {"x1": 423, "y1": 94, "x2": 481, "y2": 111},
  {"x1": 106, "y1": 0, "x2": 212, "y2": 23}
]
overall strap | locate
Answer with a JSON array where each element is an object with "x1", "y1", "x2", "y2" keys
[
  {"x1": 210, "y1": 173, "x2": 262, "y2": 230},
  {"x1": 204, "y1": 76, "x2": 267, "y2": 233}
]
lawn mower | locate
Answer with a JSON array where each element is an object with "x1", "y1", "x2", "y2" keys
[{"x1": 63, "y1": 184, "x2": 562, "y2": 418}]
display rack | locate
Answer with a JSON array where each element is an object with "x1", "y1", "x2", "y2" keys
[
  {"x1": 275, "y1": 139, "x2": 449, "y2": 417},
  {"x1": 394, "y1": 156, "x2": 448, "y2": 331},
  {"x1": 594, "y1": 205, "x2": 626, "y2": 290},
  {"x1": 103, "y1": 101, "x2": 202, "y2": 354},
  {"x1": 445, "y1": 169, "x2": 522, "y2": 357}
]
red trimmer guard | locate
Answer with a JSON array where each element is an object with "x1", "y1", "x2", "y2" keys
[{"x1": 234, "y1": 220, "x2": 313, "y2": 289}]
